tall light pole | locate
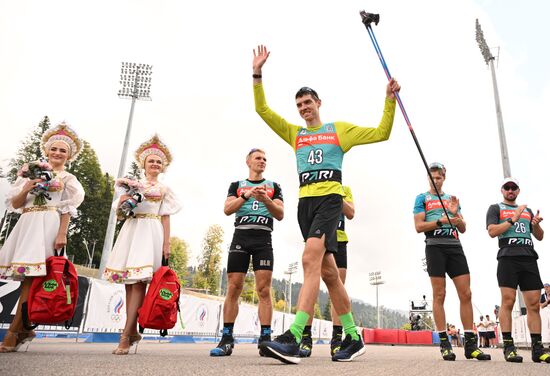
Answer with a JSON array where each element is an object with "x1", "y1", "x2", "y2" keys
[
  {"x1": 475, "y1": 19, "x2": 511, "y2": 177},
  {"x1": 98, "y1": 62, "x2": 153, "y2": 277},
  {"x1": 284, "y1": 262, "x2": 299, "y2": 314},
  {"x1": 476, "y1": 20, "x2": 526, "y2": 315},
  {"x1": 369, "y1": 271, "x2": 384, "y2": 328}
]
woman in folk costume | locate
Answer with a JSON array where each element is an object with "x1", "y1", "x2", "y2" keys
[
  {"x1": 0, "y1": 122, "x2": 85, "y2": 352},
  {"x1": 103, "y1": 134, "x2": 181, "y2": 355}
]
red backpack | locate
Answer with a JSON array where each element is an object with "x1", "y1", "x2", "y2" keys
[
  {"x1": 138, "y1": 260, "x2": 181, "y2": 336},
  {"x1": 23, "y1": 249, "x2": 79, "y2": 330}
]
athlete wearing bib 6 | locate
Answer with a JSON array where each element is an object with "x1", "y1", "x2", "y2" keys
[
  {"x1": 252, "y1": 44, "x2": 400, "y2": 364},
  {"x1": 486, "y1": 177, "x2": 549, "y2": 364},
  {"x1": 210, "y1": 148, "x2": 284, "y2": 358},
  {"x1": 413, "y1": 162, "x2": 489, "y2": 362}
]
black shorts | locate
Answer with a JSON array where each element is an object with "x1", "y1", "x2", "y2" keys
[
  {"x1": 486, "y1": 331, "x2": 496, "y2": 339},
  {"x1": 425, "y1": 244, "x2": 469, "y2": 279},
  {"x1": 297, "y1": 194, "x2": 342, "y2": 254},
  {"x1": 227, "y1": 229, "x2": 273, "y2": 273},
  {"x1": 497, "y1": 256, "x2": 543, "y2": 291},
  {"x1": 478, "y1": 332, "x2": 487, "y2": 339},
  {"x1": 334, "y1": 242, "x2": 347, "y2": 269}
]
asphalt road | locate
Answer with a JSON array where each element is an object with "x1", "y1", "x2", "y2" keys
[{"x1": 0, "y1": 339, "x2": 548, "y2": 376}]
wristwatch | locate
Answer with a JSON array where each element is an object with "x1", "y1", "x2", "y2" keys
[
  {"x1": 436, "y1": 219, "x2": 442, "y2": 227},
  {"x1": 506, "y1": 218, "x2": 514, "y2": 225},
  {"x1": 240, "y1": 192, "x2": 249, "y2": 201}
]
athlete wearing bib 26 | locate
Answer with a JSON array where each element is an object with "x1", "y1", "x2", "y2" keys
[
  {"x1": 210, "y1": 149, "x2": 284, "y2": 358},
  {"x1": 413, "y1": 162, "x2": 489, "y2": 362},
  {"x1": 252, "y1": 44, "x2": 400, "y2": 364},
  {"x1": 486, "y1": 177, "x2": 549, "y2": 364}
]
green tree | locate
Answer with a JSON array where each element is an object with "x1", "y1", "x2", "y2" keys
[
  {"x1": 127, "y1": 161, "x2": 142, "y2": 180},
  {"x1": 1, "y1": 117, "x2": 50, "y2": 243},
  {"x1": 241, "y1": 267, "x2": 256, "y2": 303},
  {"x1": 169, "y1": 236, "x2": 189, "y2": 286},
  {"x1": 314, "y1": 301, "x2": 322, "y2": 319},
  {"x1": 323, "y1": 298, "x2": 332, "y2": 321},
  {"x1": 67, "y1": 141, "x2": 113, "y2": 265},
  {"x1": 7, "y1": 116, "x2": 51, "y2": 183},
  {"x1": 194, "y1": 224, "x2": 224, "y2": 295}
]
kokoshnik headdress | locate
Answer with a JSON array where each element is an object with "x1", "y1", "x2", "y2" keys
[
  {"x1": 41, "y1": 121, "x2": 83, "y2": 162},
  {"x1": 134, "y1": 134, "x2": 172, "y2": 169}
]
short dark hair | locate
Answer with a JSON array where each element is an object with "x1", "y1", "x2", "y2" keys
[
  {"x1": 428, "y1": 162, "x2": 446, "y2": 177},
  {"x1": 295, "y1": 86, "x2": 320, "y2": 101}
]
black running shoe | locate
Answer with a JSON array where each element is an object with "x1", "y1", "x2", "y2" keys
[
  {"x1": 439, "y1": 338, "x2": 456, "y2": 361},
  {"x1": 532, "y1": 342, "x2": 550, "y2": 363},
  {"x1": 259, "y1": 330, "x2": 301, "y2": 364},
  {"x1": 299, "y1": 333, "x2": 313, "y2": 358},
  {"x1": 503, "y1": 344, "x2": 523, "y2": 363},
  {"x1": 464, "y1": 333, "x2": 491, "y2": 360},
  {"x1": 330, "y1": 335, "x2": 342, "y2": 357},
  {"x1": 210, "y1": 334, "x2": 234, "y2": 356},
  {"x1": 258, "y1": 334, "x2": 271, "y2": 357},
  {"x1": 331, "y1": 333, "x2": 366, "y2": 362}
]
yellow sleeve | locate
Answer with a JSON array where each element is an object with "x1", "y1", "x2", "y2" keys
[
  {"x1": 254, "y1": 83, "x2": 301, "y2": 149},
  {"x1": 336, "y1": 98, "x2": 397, "y2": 152},
  {"x1": 343, "y1": 186, "x2": 353, "y2": 203}
]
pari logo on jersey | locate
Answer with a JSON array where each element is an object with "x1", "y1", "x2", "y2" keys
[
  {"x1": 238, "y1": 215, "x2": 270, "y2": 225},
  {"x1": 299, "y1": 170, "x2": 337, "y2": 184},
  {"x1": 195, "y1": 303, "x2": 208, "y2": 327},
  {"x1": 433, "y1": 227, "x2": 459, "y2": 238},
  {"x1": 507, "y1": 238, "x2": 533, "y2": 246}
]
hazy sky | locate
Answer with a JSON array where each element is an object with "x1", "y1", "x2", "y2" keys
[{"x1": 1, "y1": 0, "x2": 549, "y2": 329}]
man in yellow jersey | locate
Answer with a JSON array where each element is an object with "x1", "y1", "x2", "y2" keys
[
  {"x1": 252, "y1": 45, "x2": 400, "y2": 364},
  {"x1": 299, "y1": 186, "x2": 354, "y2": 357}
]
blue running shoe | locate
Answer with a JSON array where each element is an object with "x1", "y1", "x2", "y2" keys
[
  {"x1": 258, "y1": 334, "x2": 271, "y2": 357},
  {"x1": 259, "y1": 330, "x2": 301, "y2": 364},
  {"x1": 210, "y1": 334, "x2": 234, "y2": 356},
  {"x1": 331, "y1": 333, "x2": 366, "y2": 362}
]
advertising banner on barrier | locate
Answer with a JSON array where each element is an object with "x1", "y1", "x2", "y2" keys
[
  {"x1": 513, "y1": 308, "x2": 550, "y2": 344},
  {"x1": 82, "y1": 279, "x2": 126, "y2": 333},
  {"x1": 234, "y1": 303, "x2": 260, "y2": 337},
  {"x1": 1, "y1": 277, "x2": 89, "y2": 330},
  {"x1": 0, "y1": 280, "x2": 21, "y2": 324},
  {"x1": 180, "y1": 294, "x2": 220, "y2": 335},
  {"x1": 272, "y1": 310, "x2": 286, "y2": 335},
  {"x1": 318, "y1": 319, "x2": 332, "y2": 340},
  {"x1": 543, "y1": 308, "x2": 550, "y2": 343}
]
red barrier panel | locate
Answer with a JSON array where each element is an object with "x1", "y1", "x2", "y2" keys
[
  {"x1": 363, "y1": 328, "x2": 375, "y2": 344},
  {"x1": 397, "y1": 329, "x2": 407, "y2": 344},
  {"x1": 405, "y1": 330, "x2": 433, "y2": 344},
  {"x1": 373, "y1": 329, "x2": 399, "y2": 343}
]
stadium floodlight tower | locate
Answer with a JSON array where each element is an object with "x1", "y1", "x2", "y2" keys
[
  {"x1": 476, "y1": 20, "x2": 527, "y2": 315},
  {"x1": 475, "y1": 19, "x2": 511, "y2": 178},
  {"x1": 284, "y1": 262, "x2": 299, "y2": 314},
  {"x1": 369, "y1": 271, "x2": 385, "y2": 328},
  {"x1": 98, "y1": 62, "x2": 153, "y2": 277}
]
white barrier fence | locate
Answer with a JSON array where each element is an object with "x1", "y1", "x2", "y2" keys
[
  {"x1": 80, "y1": 278, "x2": 336, "y2": 338},
  {"x1": 511, "y1": 306, "x2": 550, "y2": 345}
]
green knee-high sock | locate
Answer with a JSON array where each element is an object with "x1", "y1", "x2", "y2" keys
[
  {"x1": 290, "y1": 311, "x2": 310, "y2": 343},
  {"x1": 339, "y1": 312, "x2": 359, "y2": 341}
]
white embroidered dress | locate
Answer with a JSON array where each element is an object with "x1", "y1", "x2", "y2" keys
[
  {"x1": 0, "y1": 171, "x2": 85, "y2": 280},
  {"x1": 103, "y1": 181, "x2": 181, "y2": 284}
]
